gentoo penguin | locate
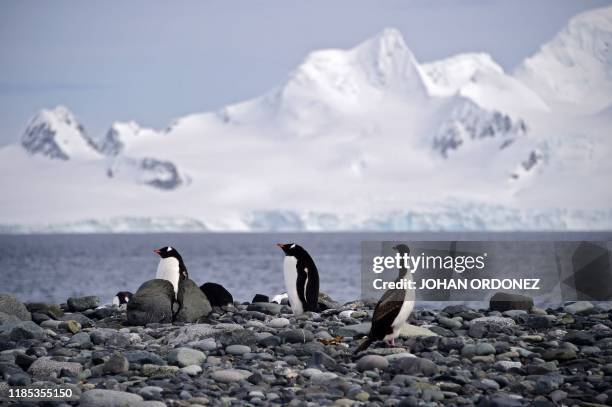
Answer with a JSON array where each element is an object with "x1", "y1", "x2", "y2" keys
[
  {"x1": 154, "y1": 246, "x2": 188, "y2": 297},
  {"x1": 200, "y1": 282, "x2": 233, "y2": 307},
  {"x1": 277, "y1": 243, "x2": 320, "y2": 315},
  {"x1": 112, "y1": 291, "x2": 133, "y2": 306},
  {"x1": 355, "y1": 244, "x2": 415, "y2": 353}
]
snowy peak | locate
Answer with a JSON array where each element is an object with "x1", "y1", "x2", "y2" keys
[
  {"x1": 515, "y1": 5, "x2": 612, "y2": 112},
  {"x1": 20, "y1": 106, "x2": 100, "y2": 160},
  {"x1": 422, "y1": 53, "x2": 503, "y2": 96},
  {"x1": 91, "y1": 121, "x2": 160, "y2": 157},
  {"x1": 351, "y1": 27, "x2": 427, "y2": 96},
  {"x1": 268, "y1": 27, "x2": 427, "y2": 122}
]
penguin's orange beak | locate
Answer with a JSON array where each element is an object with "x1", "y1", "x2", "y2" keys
[
  {"x1": 276, "y1": 243, "x2": 285, "y2": 249},
  {"x1": 153, "y1": 248, "x2": 161, "y2": 255}
]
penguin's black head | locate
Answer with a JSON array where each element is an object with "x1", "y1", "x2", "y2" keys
[
  {"x1": 154, "y1": 246, "x2": 182, "y2": 259},
  {"x1": 392, "y1": 244, "x2": 410, "y2": 255},
  {"x1": 277, "y1": 243, "x2": 305, "y2": 257}
]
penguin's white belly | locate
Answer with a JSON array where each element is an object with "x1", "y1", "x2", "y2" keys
[
  {"x1": 283, "y1": 256, "x2": 303, "y2": 315},
  {"x1": 156, "y1": 258, "x2": 180, "y2": 296},
  {"x1": 384, "y1": 298, "x2": 415, "y2": 341}
]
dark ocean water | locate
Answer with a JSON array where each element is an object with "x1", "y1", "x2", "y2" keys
[{"x1": 0, "y1": 232, "x2": 610, "y2": 306}]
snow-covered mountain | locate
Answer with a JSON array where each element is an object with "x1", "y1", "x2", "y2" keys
[
  {"x1": 515, "y1": 5, "x2": 612, "y2": 114},
  {"x1": 1, "y1": 7, "x2": 612, "y2": 232}
]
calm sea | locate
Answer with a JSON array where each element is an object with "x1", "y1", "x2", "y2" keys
[{"x1": 0, "y1": 232, "x2": 610, "y2": 306}]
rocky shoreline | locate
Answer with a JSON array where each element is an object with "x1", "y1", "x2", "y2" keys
[{"x1": 1, "y1": 292, "x2": 612, "y2": 406}]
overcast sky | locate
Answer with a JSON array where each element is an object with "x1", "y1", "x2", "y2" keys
[{"x1": 1, "y1": 0, "x2": 610, "y2": 146}]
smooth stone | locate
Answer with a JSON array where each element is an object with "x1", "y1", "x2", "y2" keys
[
  {"x1": 563, "y1": 331, "x2": 595, "y2": 345},
  {"x1": 385, "y1": 352, "x2": 417, "y2": 362},
  {"x1": 393, "y1": 357, "x2": 438, "y2": 376},
  {"x1": 280, "y1": 329, "x2": 314, "y2": 343},
  {"x1": 0, "y1": 321, "x2": 44, "y2": 340},
  {"x1": 496, "y1": 361, "x2": 523, "y2": 371},
  {"x1": 475, "y1": 343, "x2": 496, "y2": 355},
  {"x1": 67, "y1": 296, "x2": 100, "y2": 312},
  {"x1": 489, "y1": 292, "x2": 534, "y2": 312},
  {"x1": 357, "y1": 355, "x2": 389, "y2": 371},
  {"x1": 334, "y1": 323, "x2": 370, "y2": 337},
  {"x1": 80, "y1": 389, "x2": 143, "y2": 407},
  {"x1": 247, "y1": 302, "x2": 282, "y2": 314},
  {"x1": 268, "y1": 317, "x2": 290, "y2": 328},
  {"x1": 167, "y1": 347, "x2": 206, "y2": 367},
  {"x1": 400, "y1": 324, "x2": 439, "y2": 337},
  {"x1": 190, "y1": 338, "x2": 218, "y2": 351},
  {"x1": 138, "y1": 386, "x2": 164, "y2": 400},
  {"x1": 180, "y1": 364, "x2": 202, "y2": 376},
  {"x1": 0, "y1": 311, "x2": 21, "y2": 325},
  {"x1": 68, "y1": 332, "x2": 91, "y2": 346},
  {"x1": 563, "y1": 301, "x2": 594, "y2": 314},
  {"x1": 526, "y1": 315, "x2": 555, "y2": 329},
  {"x1": 26, "y1": 302, "x2": 64, "y2": 319},
  {"x1": 28, "y1": 357, "x2": 82, "y2": 378},
  {"x1": 124, "y1": 350, "x2": 165, "y2": 366},
  {"x1": 438, "y1": 317, "x2": 462, "y2": 329},
  {"x1": 225, "y1": 344, "x2": 251, "y2": 355},
  {"x1": 211, "y1": 368, "x2": 252, "y2": 383},
  {"x1": 103, "y1": 353, "x2": 129, "y2": 374},
  {"x1": 310, "y1": 371, "x2": 338, "y2": 384},
  {"x1": 542, "y1": 348, "x2": 577, "y2": 361},
  {"x1": 127, "y1": 279, "x2": 175, "y2": 325},
  {"x1": 0, "y1": 293, "x2": 31, "y2": 321},
  {"x1": 175, "y1": 279, "x2": 212, "y2": 323}
]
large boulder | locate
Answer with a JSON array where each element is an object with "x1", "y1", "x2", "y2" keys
[
  {"x1": 67, "y1": 296, "x2": 100, "y2": 312},
  {"x1": 127, "y1": 279, "x2": 175, "y2": 326},
  {"x1": 0, "y1": 294, "x2": 31, "y2": 321},
  {"x1": 175, "y1": 279, "x2": 212, "y2": 323},
  {"x1": 489, "y1": 292, "x2": 534, "y2": 312}
]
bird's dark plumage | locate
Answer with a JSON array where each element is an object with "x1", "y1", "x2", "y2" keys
[{"x1": 200, "y1": 282, "x2": 234, "y2": 307}]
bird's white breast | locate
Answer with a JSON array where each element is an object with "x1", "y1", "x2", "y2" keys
[
  {"x1": 156, "y1": 257, "x2": 180, "y2": 296},
  {"x1": 283, "y1": 256, "x2": 303, "y2": 315}
]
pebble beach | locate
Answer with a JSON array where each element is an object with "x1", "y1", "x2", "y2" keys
[{"x1": 1, "y1": 292, "x2": 612, "y2": 406}]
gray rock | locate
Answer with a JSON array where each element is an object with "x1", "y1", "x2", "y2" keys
[
  {"x1": 526, "y1": 315, "x2": 555, "y2": 329},
  {"x1": 563, "y1": 331, "x2": 595, "y2": 346},
  {"x1": 400, "y1": 324, "x2": 439, "y2": 337},
  {"x1": 0, "y1": 293, "x2": 31, "y2": 321},
  {"x1": 438, "y1": 317, "x2": 462, "y2": 329},
  {"x1": 175, "y1": 279, "x2": 212, "y2": 323},
  {"x1": 26, "y1": 302, "x2": 64, "y2": 319},
  {"x1": 475, "y1": 343, "x2": 496, "y2": 356},
  {"x1": 469, "y1": 316, "x2": 515, "y2": 326},
  {"x1": 211, "y1": 368, "x2": 252, "y2": 383},
  {"x1": 68, "y1": 332, "x2": 91, "y2": 346},
  {"x1": 141, "y1": 364, "x2": 179, "y2": 378},
  {"x1": 226, "y1": 344, "x2": 251, "y2": 355},
  {"x1": 127, "y1": 279, "x2": 175, "y2": 325},
  {"x1": 563, "y1": 301, "x2": 594, "y2": 314},
  {"x1": 0, "y1": 311, "x2": 22, "y2": 325},
  {"x1": 80, "y1": 389, "x2": 143, "y2": 407},
  {"x1": 280, "y1": 329, "x2": 314, "y2": 343},
  {"x1": 180, "y1": 364, "x2": 202, "y2": 376},
  {"x1": 474, "y1": 378, "x2": 500, "y2": 391},
  {"x1": 168, "y1": 347, "x2": 206, "y2": 367},
  {"x1": 103, "y1": 353, "x2": 129, "y2": 374},
  {"x1": 90, "y1": 328, "x2": 130, "y2": 347},
  {"x1": 167, "y1": 323, "x2": 242, "y2": 346},
  {"x1": 59, "y1": 313, "x2": 94, "y2": 328},
  {"x1": 0, "y1": 321, "x2": 44, "y2": 340},
  {"x1": 489, "y1": 292, "x2": 534, "y2": 312},
  {"x1": 357, "y1": 355, "x2": 389, "y2": 371},
  {"x1": 247, "y1": 302, "x2": 282, "y2": 314},
  {"x1": 67, "y1": 295, "x2": 100, "y2": 312},
  {"x1": 334, "y1": 323, "x2": 370, "y2": 338},
  {"x1": 393, "y1": 357, "x2": 438, "y2": 376},
  {"x1": 28, "y1": 356, "x2": 82, "y2": 378},
  {"x1": 542, "y1": 348, "x2": 577, "y2": 361},
  {"x1": 124, "y1": 350, "x2": 165, "y2": 366},
  {"x1": 138, "y1": 386, "x2": 164, "y2": 401},
  {"x1": 318, "y1": 292, "x2": 341, "y2": 310},
  {"x1": 269, "y1": 317, "x2": 290, "y2": 328},
  {"x1": 191, "y1": 338, "x2": 218, "y2": 351}
]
